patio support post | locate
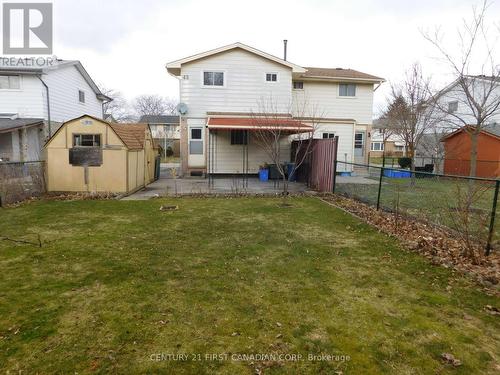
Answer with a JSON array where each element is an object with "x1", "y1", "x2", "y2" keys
[
  {"x1": 486, "y1": 180, "x2": 499, "y2": 256},
  {"x1": 245, "y1": 130, "x2": 249, "y2": 188}
]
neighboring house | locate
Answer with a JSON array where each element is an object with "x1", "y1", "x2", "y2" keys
[
  {"x1": 369, "y1": 129, "x2": 405, "y2": 158},
  {"x1": 138, "y1": 115, "x2": 180, "y2": 157},
  {"x1": 45, "y1": 115, "x2": 157, "y2": 193},
  {"x1": 425, "y1": 75, "x2": 500, "y2": 177},
  {"x1": 166, "y1": 42, "x2": 384, "y2": 176},
  {"x1": 441, "y1": 123, "x2": 500, "y2": 178},
  {"x1": 431, "y1": 76, "x2": 500, "y2": 130},
  {"x1": 0, "y1": 60, "x2": 111, "y2": 162}
]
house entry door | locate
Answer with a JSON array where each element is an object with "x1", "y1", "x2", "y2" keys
[{"x1": 354, "y1": 131, "x2": 365, "y2": 162}]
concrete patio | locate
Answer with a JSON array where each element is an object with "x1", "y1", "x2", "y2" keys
[{"x1": 122, "y1": 165, "x2": 311, "y2": 200}]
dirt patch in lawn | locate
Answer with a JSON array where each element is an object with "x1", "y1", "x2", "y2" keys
[{"x1": 319, "y1": 194, "x2": 500, "y2": 293}]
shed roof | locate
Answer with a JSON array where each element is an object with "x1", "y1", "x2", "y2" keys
[
  {"x1": 109, "y1": 123, "x2": 147, "y2": 150},
  {"x1": 441, "y1": 123, "x2": 500, "y2": 142}
]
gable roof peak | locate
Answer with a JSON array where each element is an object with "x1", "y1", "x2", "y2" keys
[{"x1": 166, "y1": 42, "x2": 306, "y2": 76}]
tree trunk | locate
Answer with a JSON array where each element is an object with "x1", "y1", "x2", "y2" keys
[{"x1": 469, "y1": 129, "x2": 479, "y2": 178}]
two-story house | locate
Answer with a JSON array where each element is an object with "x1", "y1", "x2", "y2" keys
[
  {"x1": 426, "y1": 75, "x2": 500, "y2": 177},
  {"x1": 0, "y1": 60, "x2": 110, "y2": 162},
  {"x1": 166, "y1": 43, "x2": 384, "y2": 176},
  {"x1": 139, "y1": 115, "x2": 181, "y2": 157}
]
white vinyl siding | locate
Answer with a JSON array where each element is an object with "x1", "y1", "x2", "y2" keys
[
  {"x1": 43, "y1": 65, "x2": 103, "y2": 122},
  {"x1": 0, "y1": 65, "x2": 104, "y2": 123},
  {"x1": 293, "y1": 81, "x2": 374, "y2": 124},
  {"x1": 180, "y1": 48, "x2": 292, "y2": 117},
  {"x1": 0, "y1": 75, "x2": 45, "y2": 118}
]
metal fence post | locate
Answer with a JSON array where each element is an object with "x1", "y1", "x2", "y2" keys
[
  {"x1": 332, "y1": 136, "x2": 339, "y2": 193},
  {"x1": 486, "y1": 180, "x2": 500, "y2": 256},
  {"x1": 376, "y1": 158, "x2": 385, "y2": 210}
]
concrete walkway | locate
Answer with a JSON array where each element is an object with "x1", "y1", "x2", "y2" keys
[{"x1": 122, "y1": 176, "x2": 311, "y2": 200}]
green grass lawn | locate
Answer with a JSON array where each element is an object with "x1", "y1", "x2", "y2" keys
[{"x1": 0, "y1": 197, "x2": 499, "y2": 374}]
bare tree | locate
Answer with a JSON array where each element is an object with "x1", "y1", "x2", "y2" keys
[
  {"x1": 250, "y1": 98, "x2": 321, "y2": 195},
  {"x1": 423, "y1": 0, "x2": 500, "y2": 177},
  {"x1": 384, "y1": 63, "x2": 439, "y2": 170},
  {"x1": 133, "y1": 95, "x2": 177, "y2": 117},
  {"x1": 100, "y1": 87, "x2": 135, "y2": 123}
]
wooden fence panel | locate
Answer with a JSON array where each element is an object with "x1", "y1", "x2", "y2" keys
[{"x1": 309, "y1": 138, "x2": 337, "y2": 192}]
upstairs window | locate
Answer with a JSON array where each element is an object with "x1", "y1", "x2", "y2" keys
[
  {"x1": 293, "y1": 81, "x2": 304, "y2": 90},
  {"x1": 73, "y1": 134, "x2": 101, "y2": 147},
  {"x1": 448, "y1": 101, "x2": 458, "y2": 113},
  {"x1": 0, "y1": 75, "x2": 20, "y2": 89},
  {"x1": 230, "y1": 130, "x2": 248, "y2": 145},
  {"x1": 78, "y1": 90, "x2": 85, "y2": 103},
  {"x1": 339, "y1": 83, "x2": 356, "y2": 97},
  {"x1": 203, "y1": 71, "x2": 224, "y2": 86},
  {"x1": 266, "y1": 73, "x2": 277, "y2": 82},
  {"x1": 322, "y1": 133, "x2": 335, "y2": 139}
]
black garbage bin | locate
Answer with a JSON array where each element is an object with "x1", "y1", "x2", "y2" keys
[{"x1": 268, "y1": 164, "x2": 285, "y2": 180}]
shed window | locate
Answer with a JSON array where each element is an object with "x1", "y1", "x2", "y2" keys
[
  {"x1": 266, "y1": 73, "x2": 277, "y2": 82},
  {"x1": 339, "y1": 83, "x2": 356, "y2": 97},
  {"x1": 78, "y1": 90, "x2": 85, "y2": 103},
  {"x1": 0, "y1": 75, "x2": 20, "y2": 89},
  {"x1": 73, "y1": 134, "x2": 101, "y2": 147},
  {"x1": 203, "y1": 71, "x2": 224, "y2": 86},
  {"x1": 231, "y1": 130, "x2": 248, "y2": 145}
]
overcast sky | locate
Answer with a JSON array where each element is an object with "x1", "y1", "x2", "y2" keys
[{"x1": 28, "y1": 0, "x2": 500, "y2": 113}]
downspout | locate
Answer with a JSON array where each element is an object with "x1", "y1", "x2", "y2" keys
[{"x1": 37, "y1": 75, "x2": 52, "y2": 137}]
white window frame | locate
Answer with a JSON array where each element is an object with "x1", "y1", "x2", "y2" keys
[
  {"x1": 189, "y1": 127, "x2": 204, "y2": 155},
  {"x1": 338, "y1": 83, "x2": 356, "y2": 97},
  {"x1": 201, "y1": 70, "x2": 226, "y2": 88},
  {"x1": 322, "y1": 132, "x2": 335, "y2": 139},
  {"x1": 73, "y1": 134, "x2": 101, "y2": 147},
  {"x1": 78, "y1": 89, "x2": 86, "y2": 104},
  {"x1": 370, "y1": 141, "x2": 384, "y2": 151},
  {"x1": 265, "y1": 72, "x2": 278, "y2": 83},
  {"x1": 0, "y1": 74, "x2": 21, "y2": 90}
]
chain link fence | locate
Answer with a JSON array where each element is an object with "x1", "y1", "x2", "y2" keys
[
  {"x1": 0, "y1": 161, "x2": 46, "y2": 206},
  {"x1": 334, "y1": 161, "x2": 499, "y2": 254}
]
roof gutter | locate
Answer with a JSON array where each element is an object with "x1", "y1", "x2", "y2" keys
[{"x1": 37, "y1": 75, "x2": 52, "y2": 137}]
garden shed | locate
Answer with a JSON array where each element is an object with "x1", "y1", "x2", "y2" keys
[{"x1": 45, "y1": 115, "x2": 158, "y2": 193}]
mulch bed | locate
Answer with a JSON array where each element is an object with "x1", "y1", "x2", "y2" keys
[{"x1": 320, "y1": 194, "x2": 500, "y2": 293}]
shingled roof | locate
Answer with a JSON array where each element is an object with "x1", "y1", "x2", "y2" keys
[
  {"x1": 109, "y1": 123, "x2": 147, "y2": 150},
  {"x1": 301, "y1": 67, "x2": 384, "y2": 82}
]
